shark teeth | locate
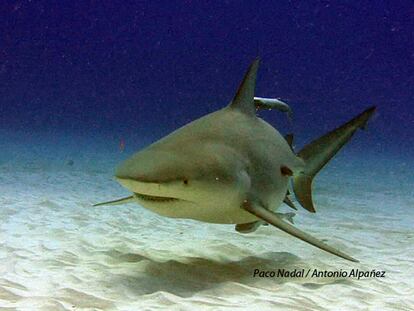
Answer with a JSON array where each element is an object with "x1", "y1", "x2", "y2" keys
[{"x1": 134, "y1": 192, "x2": 178, "y2": 202}]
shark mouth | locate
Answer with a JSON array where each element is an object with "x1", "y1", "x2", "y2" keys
[{"x1": 133, "y1": 192, "x2": 179, "y2": 202}]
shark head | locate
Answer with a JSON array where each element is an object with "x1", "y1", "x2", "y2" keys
[
  {"x1": 112, "y1": 59, "x2": 296, "y2": 223},
  {"x1": 114, "y1": 134, "x2": 250, "y2": 220}
]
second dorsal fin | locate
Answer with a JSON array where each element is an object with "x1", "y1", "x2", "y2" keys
[{"x1": 284, "y1": 133, "x2": 294, "y2": 151}]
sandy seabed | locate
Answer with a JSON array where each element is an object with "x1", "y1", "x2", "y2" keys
[{"x1": 0, "y1": 136, "x2": 413, "y2": 311}]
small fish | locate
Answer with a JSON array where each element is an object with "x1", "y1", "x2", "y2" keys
[
  {"x1": 119, "y1": 138, "x2": 125, "y2": 153},
  {"x1": 275, "y1": 212, "x2": 296, "y2": 224}
]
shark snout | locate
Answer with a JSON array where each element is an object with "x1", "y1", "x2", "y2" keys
[
  {"x1": 115, "y1": 156, "x2": 176, "y2": 195},
  {"x1": 114, "y1": 148, "x2": 188, "y2": 196},
  {"x1": 115, "y1": 177, "x2": 152, "y2": 193},
  {"x1": 115, "y1": 162, "x2": 179, "y2": 185},
  {"x1": 115, "y1": 176, "x2": 175, "y2": 199},
  {"x1": 115, "y1": 150, "x2": 163, "y2": 183},
  {"x1": 115, "y1": 163, "x2": 165, "y2": 190},
  {"x1": 115, "y1": 172, "x2": 163, "y2": 184}
]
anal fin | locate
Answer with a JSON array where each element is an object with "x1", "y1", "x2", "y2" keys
[{"x1": 235, "y1": 220, "x2": 264, "y2": 234}]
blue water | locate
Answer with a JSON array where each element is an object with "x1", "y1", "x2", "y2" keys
[
  {"x1": 1, "y1": 1, "x2": 412, "y2": 153},
  {"x1": 0, "y1": 2, "x2": 413, "y2": 310}
]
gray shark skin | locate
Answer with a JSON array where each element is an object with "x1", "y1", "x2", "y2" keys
[{"x1": 95, "y1": 59, "x2": 376, "y2": 262}]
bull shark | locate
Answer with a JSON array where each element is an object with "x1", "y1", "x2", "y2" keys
[{"x1": 95, "y1": 59, "x2": 376, "y2": 262}]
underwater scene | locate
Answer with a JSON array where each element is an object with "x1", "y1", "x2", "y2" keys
[{"x1": 0, "y1": 2, "x2": 413, "y2": 310}]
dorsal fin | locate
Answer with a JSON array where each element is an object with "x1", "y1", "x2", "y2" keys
[
  {"x1": 229, "y1": 58, "x2": 260, "y2": 115},
  {"x1": 284, "y1": 133, "x2": 294, "y2": 150}
]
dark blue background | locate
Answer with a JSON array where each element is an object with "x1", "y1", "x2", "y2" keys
[{"x1": 1, "y1": 1, "x2": 413, "y2": 154}]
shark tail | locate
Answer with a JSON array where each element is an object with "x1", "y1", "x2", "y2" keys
[{"x1": 293, "y1": 106, "x2": 376, "y2": 213}]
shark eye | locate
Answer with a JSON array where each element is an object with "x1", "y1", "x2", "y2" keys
[
  {"x1": 280, "y1": 166, "x2": 293, "y2": 176},
  {"x1": 183, "y1": 179, "x2": 189, "y2": 185}
]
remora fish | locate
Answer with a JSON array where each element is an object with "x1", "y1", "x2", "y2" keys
[{"x1": 95, "y1": 59, "x2": 376, "y2": 262}]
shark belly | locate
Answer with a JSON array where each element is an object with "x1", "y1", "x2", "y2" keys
[
  {"x1": 134, "y1": 180, "x2": 287, "y2": 224},
  {"x1": 137, "y1": 198, "x2": 258, "y2": 224}
]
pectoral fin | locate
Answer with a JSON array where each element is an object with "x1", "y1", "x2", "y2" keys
[
  {"x1": 242, "y1": 200, "x2": 358, "y2": 262},
  {"x1": 235, "y1": 220, "x2": 264, "y2": 234},
  {"x1": 93, "y1": 196, "x2": 135, "y2": 207}
]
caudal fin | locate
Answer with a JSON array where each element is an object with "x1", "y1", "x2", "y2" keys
[{"x1": 293, "y1": 106, "x2": 376, "y2": 213}]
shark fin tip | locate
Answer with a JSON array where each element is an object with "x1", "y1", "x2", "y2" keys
[
  {"x1": 229, "y1": 59, "x2": 261, "y2": 115},
  {"x1": 293, "y1": 175, "x2": 316, "y2": 213}
]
